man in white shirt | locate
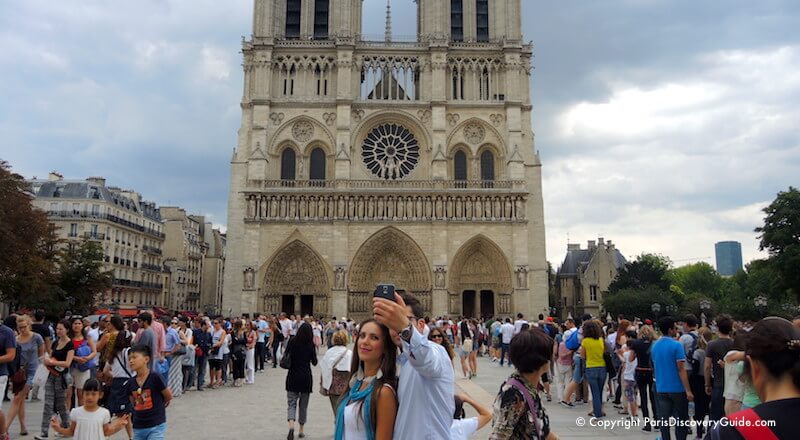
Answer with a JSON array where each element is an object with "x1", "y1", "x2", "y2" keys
[
  {"x1": 374, "y1": 292, "x2": 454, "y2": 440},
  {"x1": 513, "y1": 313, "x2": 528, "y2": 335},
  {"x1": 500, "y1": 318, "x2": 515, "y2": 366}
]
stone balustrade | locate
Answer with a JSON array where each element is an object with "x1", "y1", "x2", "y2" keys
[
  {"x1": 243, "y1": 191, "x2": 527, "y2": 223},
  {"x1": 247, "y1": 179, "x2": 525, "y2": 191}
]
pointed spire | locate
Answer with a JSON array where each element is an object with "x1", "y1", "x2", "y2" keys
[{"x1": 385, "y1": 0, "x2": 392, "y2": 42}]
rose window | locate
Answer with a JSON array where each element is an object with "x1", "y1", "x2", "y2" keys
[{"x1": 361, "y1": 123, "x2": 420, "y2": 179}]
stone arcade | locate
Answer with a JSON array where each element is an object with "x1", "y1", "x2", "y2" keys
[{"x1": 223, "y1": 0, "x2": 547, "y2": 320}]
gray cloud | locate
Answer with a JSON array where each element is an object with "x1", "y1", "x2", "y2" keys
[{"x1": 1, "y1": 0, "x2": 797, "y2": 269}]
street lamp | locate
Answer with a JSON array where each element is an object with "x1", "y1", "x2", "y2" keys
[
  {"x1": 651, "y1": 303, "x2": 661, "y2": 319},
  {"x1": 699, "y1": 299, "x2": 711, "y2": 326},
  {"x1": 754, "y1": 295, "x2": 768, "y2": 318}
]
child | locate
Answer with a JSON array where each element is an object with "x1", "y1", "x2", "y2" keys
[
  {"x1": 618, "y1": 333, "x2": 638, "y2": 419},
  {"x1": 126, "y1": 344, "x2": 172, "y2": 440},
  {"x1": 450, "y1": 393, "x2": 493, "y2": 440},
  {"x1": 49, "y1": 378, "x2": 129, "y2": 439}
]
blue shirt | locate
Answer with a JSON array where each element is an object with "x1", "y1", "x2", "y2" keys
[
  {"x1": 395, "y1": 326, "x2": 454, "y2": 439},
  {"x1": 652, "y1": 336, "x2": 686, "y2": 393},
  {"x1": 0, "y1": 325, "x2": 15, "y2": 376},
  {"x1": 165, "y1": 327, "x2": 180, "y2": 352},
  {"x1": 257, "y1": 320, "x2": 268, "y2": 343}
]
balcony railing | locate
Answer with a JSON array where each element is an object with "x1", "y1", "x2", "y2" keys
[
  {"x1": 48, "y1": 211, "x2": 165, "y2": 239},
  {"x1": 248, "y1": 179, "x2": 524, "y2": 191},
  {"x1": 83, "y1": 232, "x2": 106, "y2": 240},
  {"x1": 142, "y1": 245, "x2": 163, "y2": 255},
  {"x1": 141, "y1": 263, "x2": 162, "y2": 272},
  {"x1": 112, "y1": 279, "x2": 163, "y2": 290}
]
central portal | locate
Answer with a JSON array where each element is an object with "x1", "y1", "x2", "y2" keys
[{"x1": 301, "y1": 295, "x2": 314, "y2": 316}]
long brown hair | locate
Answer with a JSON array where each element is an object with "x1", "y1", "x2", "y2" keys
[
  {"x1": 429, "y1": 326, "x2": 455, "y2": 360},
  {"x1": 347, "y1": 319, "x2": 398, "y2": 431}
]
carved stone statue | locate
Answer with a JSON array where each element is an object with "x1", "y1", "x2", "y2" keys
[
  {"x1": 516, "y1": 266, "x2": 529, "y2": 288},
  {"x1": 434, "y1": 266, "x2": 446, "y2": 288},
  {"x1": 334, "y1": 267, "x2": 346, "y2": 289},
  {"x1": 243, "y1": 267, "x2": 255, "y2": 290}
]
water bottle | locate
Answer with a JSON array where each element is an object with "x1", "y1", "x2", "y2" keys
[{"x1": 688, "y1": 401, "x2": 695, "y2": 418}]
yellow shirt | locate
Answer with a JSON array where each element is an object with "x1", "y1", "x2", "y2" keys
[{"x1": 582, "y1": 337, "x2": 606, "y2": 368}]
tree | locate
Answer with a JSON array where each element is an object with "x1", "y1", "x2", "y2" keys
[
  {"x1": 755, "y1": 186, "x2": 800, "y2": 301},
  {"x1": 602, "y1": 286, "x2": 676, "y2": 320},
  {"x1": 608, "y1": 253, "x2": 672, "y2": 293},
  {"x1": 669, "y1": 262, "x2": 724, "y2": 300},
  {"x1": 0, "y1": 160, "x2": 61, "y2": 309},
  {"x1": 57, "y1": 240, "x2": 113, "y2": 315}
]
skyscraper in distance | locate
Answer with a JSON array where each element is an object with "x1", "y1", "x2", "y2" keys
[{"x1": 715, "y1": 241, "x2": 743, "y2": 276}]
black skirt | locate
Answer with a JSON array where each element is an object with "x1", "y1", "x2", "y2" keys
[{"x1": 107, "y1": 377, "x2": 133, "y2": 415}]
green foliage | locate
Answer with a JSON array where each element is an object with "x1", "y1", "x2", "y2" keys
[
  {"x1": 669, "y1": 262, "x2": 724, "y2": 300},
  {"x1": 602, "y1": 286, "x2": 677, "y2": 320},
  {"x1": 608, "y1": 253, "x2": 672, "y2": 293},
  {"x1": 0, "y1": 160, "x2": 61, "y2": 309},
  {"x1": 56, "y1": 240, "x2": 113, "y2": 315},
  {"x1": 755, "y1": 186, "x2": 800, "y2": 301}
]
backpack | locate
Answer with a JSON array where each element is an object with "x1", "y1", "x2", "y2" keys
[
  {"x1": 565, "y1": 329, "x2": 581, "y2": 351},
  {"x1": 686, "y1": 332, "x2": 701, "y2": 375}
]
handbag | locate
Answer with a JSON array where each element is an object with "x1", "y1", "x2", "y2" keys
[
  {"x1": 320, "y1": 350, "x2": 348, "y2": 396},
  {"x1": 279, "y1": 345, "x2": 292, "y2": 370},
  {"x1": 603, "y1": 351, "x2": 615, "y2": 375},
  {"x1": 75, "y1": 340, "x2": 97, "y2": 372},
  {"x1": 461, "y1": 338, "x2": 473, "y2": 353},
  {"x1": 11, "y1": 365, "x2": 27, "y2": 394}
]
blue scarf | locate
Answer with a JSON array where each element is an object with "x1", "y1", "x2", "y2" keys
[{"x1": 334, "y1": 379, "x2": 376, "y2": 440}]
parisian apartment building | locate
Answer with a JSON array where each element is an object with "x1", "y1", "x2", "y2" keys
[{"x1": 27, "y1": 173, "x2": 225, "y2": 315}]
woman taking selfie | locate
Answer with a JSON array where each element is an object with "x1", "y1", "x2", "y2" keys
[
  {"x1": 334, "y1": 319, "x2": 398, "y2": 440},
  {"x1": 706, "y1": 317, "x2": 800, "y2": 439}
]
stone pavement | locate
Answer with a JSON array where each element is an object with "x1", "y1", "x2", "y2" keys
[{"x1": 3, "y1": 352, "x2": 661, "y2": 439}]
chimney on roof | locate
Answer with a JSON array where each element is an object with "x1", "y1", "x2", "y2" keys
[
  {"x1": 48, "y1": 172, "x2": 63, "y2": 181},
  {"x1": 598, "y1": 237, "x2": 605, "y2": 245},
  {"x1": 567, "y1": 243, "x2": 580, "y2": 251},
  {"x1": 588, "y1": 240, "x2": 596, "y2": 250},
  {"x1": 608, "y1": 240, "x2": 615, "y2": 249},
  {"x1": 87, "y1": 176, "x2": 106, "y2": 187}
]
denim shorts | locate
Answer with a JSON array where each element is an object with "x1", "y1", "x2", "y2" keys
[
  {"x1": 572, "y1": 355, "x2": 585, "y2": 382},
  {"x1": 133, "y1": 422, "x2": 166, "y2": 440}
]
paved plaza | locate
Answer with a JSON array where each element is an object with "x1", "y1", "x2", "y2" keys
[{"x1": 4, "y1": 353, "x2": 660, "y2": 439}]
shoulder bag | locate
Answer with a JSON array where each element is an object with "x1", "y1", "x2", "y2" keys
[
  {"x1": 320, "y1": 350, "x2": 348, "y2": 396},
  {"x1": 279, "y1": 343, "x2": 292, "y2": 370},
  {"x1": 507, "y1": 377, "x2": 543, "y2": 438}
]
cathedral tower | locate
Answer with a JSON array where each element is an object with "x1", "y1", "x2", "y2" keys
[{"x1": 223, "y1": 0, "x2": 546, "y2": 320}]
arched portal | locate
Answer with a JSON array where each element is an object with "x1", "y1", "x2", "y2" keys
[
  {"x1": 449, "y1": 235, "x2": 513, "y2": 318},
  {"x1": 262, "y1": 240, "x2": 330, "y2": 317},
  {"x1": 348, "y1": 227, "x2": 432, "y2": 320}
]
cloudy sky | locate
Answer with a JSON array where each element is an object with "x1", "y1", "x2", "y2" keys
[{"x1": 2, "y1": 0, "x2": 798, "y2": 269}]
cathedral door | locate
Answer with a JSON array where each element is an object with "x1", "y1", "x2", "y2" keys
[
  {"x1": 480, "y1": 290, "x2": 495, "y2": 318},
  {"x1": 462, "y1": 290, "x2": 476, "y2": 318},
  {"x1": 301, "y1": 295, "x2": 314, "y2": 317}
]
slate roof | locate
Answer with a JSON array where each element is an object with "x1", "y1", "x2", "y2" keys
[
  {"x1": 557, "y1": 246, "x2": 627, "y2": 276},
  {"x1": 30, "y1": 179, "x2": 162, "y2": 222}
]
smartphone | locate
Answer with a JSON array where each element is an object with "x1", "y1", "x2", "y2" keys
[{"x1": 373, "y1": 283, "x2": 396, "y2": 302}]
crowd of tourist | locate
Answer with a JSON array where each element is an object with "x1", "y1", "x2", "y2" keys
[{"x1": 0, "y1": 299, "x2": 797, "y2": 440}]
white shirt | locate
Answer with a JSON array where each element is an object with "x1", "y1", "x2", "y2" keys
[
  {"x1": 622, "y1": 349, "x2": 637, "y2": 381},
  {"x1": 513, "y1": 319, "x2": 527, "y2": 335},
  {"x1": 501, "y1": 323, "x2": 515, "y2": 344},
  {"x1": 69, "y1": 406, "x2": 110, "y2": 440},
  {"x1": 320, "y1": 346, "x2": 352, "y2": 390},
  {"x1": 279, "y1": 319, "x2": 292, "y2": 339},
  {"x1": 395, "y1": 326, "x2": 454, "y2": 439},
  {"x1": 87, "y1": 328, "x2": 100, "y2": 344},
  {"x1": 450, "y1": 418, "x2": 480, "y2": 440}
]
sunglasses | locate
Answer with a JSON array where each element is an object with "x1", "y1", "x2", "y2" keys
[{"x1": 431, "y1": 334, "x2": 443, "y2": 339}]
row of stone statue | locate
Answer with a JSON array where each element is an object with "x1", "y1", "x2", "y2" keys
[{"x1": 245, "y1": 193, "x2": 527, "y2": 221}]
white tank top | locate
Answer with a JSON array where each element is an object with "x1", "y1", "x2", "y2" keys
[{"x1": 342, "y1": 384, "x2": 395, "y2": 440}]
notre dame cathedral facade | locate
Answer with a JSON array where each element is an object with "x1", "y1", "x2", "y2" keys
[{"x1": 223, "y1": 0, "x2": 547, "y2": 321}]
